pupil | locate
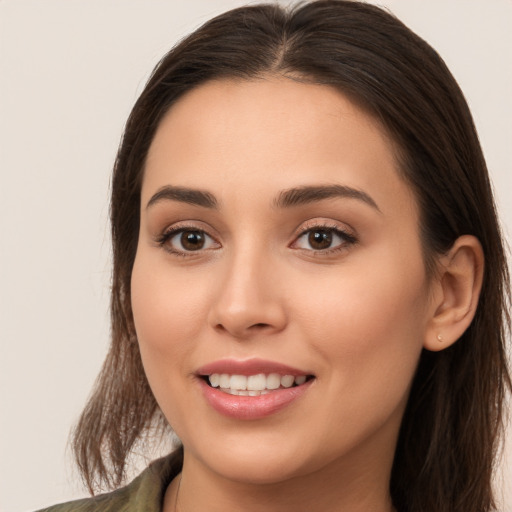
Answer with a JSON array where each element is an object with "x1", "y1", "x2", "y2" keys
[
  {"x1": 181, "y1": 231, "x2": 204, "y2": 250},
  {"x1": 309, "y1": 230, "x2": 332, "y2": 249}
]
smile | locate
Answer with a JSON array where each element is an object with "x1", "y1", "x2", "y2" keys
[
  {"x1": 196, "y1": 359, "x2": 315, "y2": 419},
  {"x1": 207, "y1": 373, "x2": 309, "y2": 396}
]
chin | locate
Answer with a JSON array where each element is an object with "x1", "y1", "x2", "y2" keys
[
  {"x1": 208, "y1": 452, "x2": 311, "y2": 485},
  {"x1": 184, "y1": 428, "x2": 329, "y2": 485}
]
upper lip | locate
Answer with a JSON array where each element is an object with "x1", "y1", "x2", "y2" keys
[{"x1": 196, "y1": 358, "x2": 313, "y2": 377}]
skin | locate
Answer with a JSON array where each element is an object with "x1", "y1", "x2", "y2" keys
[{"x1": 131, "y1": 77, "x2": 483, "y2": 512}]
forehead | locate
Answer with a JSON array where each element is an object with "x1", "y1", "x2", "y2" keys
[{"x1": 143, "y1": 77, "x2": 416, "y2": 220}]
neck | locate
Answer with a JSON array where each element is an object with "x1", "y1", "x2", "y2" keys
[{"x1": 164, "y1": 446, "x2": 396, "y2": 512}]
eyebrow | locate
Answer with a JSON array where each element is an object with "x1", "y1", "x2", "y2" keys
[
  {"x1": 146, "y1": 185, "x2": 218, "y2": 210},
  {"x1": 145, "y1": 183, "x2": 380, "y2": 213},
  {"x1": 274, "y1": 184, "x2": 381, "y2": 212}
]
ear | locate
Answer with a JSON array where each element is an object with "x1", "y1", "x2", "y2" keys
[{"x1": 423, "y1": 235, "x2": 484, "y2": 352}]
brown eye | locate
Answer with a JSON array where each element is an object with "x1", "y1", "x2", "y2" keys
[
  {"x1": 293, "y1": 226, "x2": 356, "y2": 253},
  {"x1": 180, "y1": 230, "x2": 206, "y2": 251},
  {"x1": 308, "y1": 230, "x2": 333, "y2": 250},
  {"x1": 161, "y1": 228, "x2": 219, "y2": 254}
]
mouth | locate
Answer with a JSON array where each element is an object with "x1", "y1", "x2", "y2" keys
[
  {"x1": 196, "y1": 359, "x2": 315, "y2": 419},
  {"x1": 201, "y1": 373, "x2": 314, "y2": 396}
]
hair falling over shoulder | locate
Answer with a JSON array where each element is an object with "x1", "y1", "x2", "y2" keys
[{"x1": 71, "y1": 2, "x2": 511, "y2": 511}]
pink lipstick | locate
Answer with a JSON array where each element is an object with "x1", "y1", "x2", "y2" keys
[{"x1": 196, "y1": 358, "x2": 315, "y2": 420}]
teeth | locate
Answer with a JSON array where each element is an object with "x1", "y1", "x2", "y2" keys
[
  {"x1": 230, "y1": 375, "x2": 247, "y2": 390},
  {"x1": 294, "y1": 375, "x2": 307, "y2": 385},
  {"x1": 208, "y1": 372, "x2": 309, "y2": 393},
  {"x1": 247, "y1": 374, "x2": 266, "y2": 391},
  {"x1": 209, "y1": 374, "x2": 220, "y2": 387},
  {"x1": 281, "y1": 375, "x2": 295, "y2": 388},
  {"x1": 221, "y1": 388, "x2": 272, "y2": 396},
  {"x1": 267, "y1": 373, "x2": 281, "y2": 390},
  {"x1": 219, "y1": 374, "x2": 230, "y2": 388}
]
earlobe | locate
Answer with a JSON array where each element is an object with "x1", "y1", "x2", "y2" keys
[{"x1": 423, "y1": 235, "x2": 484, "y2": 352}]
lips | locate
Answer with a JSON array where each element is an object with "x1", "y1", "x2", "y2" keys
[
  {"x1": 197, "y1": 358, "x2": 313, "y2": 377},
  {"x1": 196, "y1": 358, "x2": 315, "y2": 420}
]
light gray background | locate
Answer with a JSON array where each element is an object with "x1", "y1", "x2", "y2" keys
[{"x1": 1, "y1": 1, "x2": 511, "y2": 511}]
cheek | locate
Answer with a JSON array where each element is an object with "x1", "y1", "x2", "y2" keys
[
  {"x1": 130, "y1": 253, "x2": 212, "y2": 376},
  {"x1": 130, "y1": 252, "x2": 220, "y2": 437},
  {"x1": 292, "y1": 250, "x2": 428, "y2": 403}
]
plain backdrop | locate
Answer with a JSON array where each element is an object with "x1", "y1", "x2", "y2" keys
[{"x1": 1, "y1": 1, "x2": 511, "y2": 511}]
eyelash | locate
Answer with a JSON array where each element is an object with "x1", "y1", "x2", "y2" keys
[
  {"x1": 155, "y1": 223, "x2": 358, "y2": 257},
  {"x1": 155, "y1": 224, "x2": 219, "y2": 257},
  {"x1": 293, "y1": 223, "x2": 358, "y2": 255}
]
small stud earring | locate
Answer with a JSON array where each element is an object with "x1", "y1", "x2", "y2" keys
[{"x1": 437, "y1": 334, "x2": 443, "y2": 343}]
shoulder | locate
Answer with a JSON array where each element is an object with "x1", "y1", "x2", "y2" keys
[
  {"x1": 35, "y1": 491, "x2": 127, "y2": 512},
  {"x1": 35, "y1": 450, "x2": 183, "y2": 512}
]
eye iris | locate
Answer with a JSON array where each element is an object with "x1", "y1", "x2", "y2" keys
[
  {"x1": 181, "y1": 230, "x2": 205, "y2": 250},
  {"x1": 308, "y1": 230, "x2": 332, "y2": 249}
]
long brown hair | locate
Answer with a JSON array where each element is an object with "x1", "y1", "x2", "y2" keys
[{"x1": 72, "y1": 2, "x2": 511, "y2": 510}]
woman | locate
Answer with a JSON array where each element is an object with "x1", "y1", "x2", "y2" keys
[{"x1": 38, "y1": 1, "x2": 510, "y2": 511}]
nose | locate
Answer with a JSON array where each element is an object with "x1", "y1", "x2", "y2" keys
[{"x1": 207, "y1": 248, "x2": 287, "y2": 340}]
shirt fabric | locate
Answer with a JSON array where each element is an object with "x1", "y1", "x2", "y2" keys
[{"x1": 36, "y1": 450, "x2": 183, "y2": 512}]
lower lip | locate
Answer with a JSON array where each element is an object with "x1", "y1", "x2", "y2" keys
[{"x1": 198, "y1": 378, "x2": 314, "y2": 420}]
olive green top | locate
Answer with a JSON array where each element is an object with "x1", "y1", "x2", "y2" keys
[{"x1": 37, "y1": 451, "x2": 182, "y2": 512}]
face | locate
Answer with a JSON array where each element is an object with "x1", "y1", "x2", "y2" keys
[{"x1": 131, "y1": 78, "x2": 434, "y2": 485}]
